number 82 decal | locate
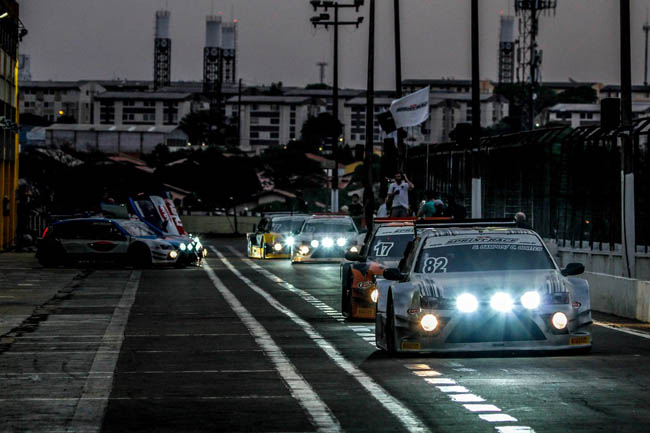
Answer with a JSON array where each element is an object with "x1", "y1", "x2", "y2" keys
[{"x1": 423, "y1": 257, "x2": 448, "y2": 273}]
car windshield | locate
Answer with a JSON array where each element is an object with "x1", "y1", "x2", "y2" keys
[
  {"x1": 301, "y1": 220, "x2": 356, "y2": 233},
  {"x1": 271, "y1": 217, "x2": 305, "y2": 233},
  {"x1": 368, "y1": 227, "x2": 413, "y2": 258},
  {"x1": 120, "y1": 221, "x2": 159, "y2": 237},
  {"x1": 414, "y1": 233, "x2": 554, "y2": 274}
]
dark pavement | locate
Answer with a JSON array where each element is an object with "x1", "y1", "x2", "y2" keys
[{"x1": 2, "y1": 238, "x2": 650, "y2": 432}]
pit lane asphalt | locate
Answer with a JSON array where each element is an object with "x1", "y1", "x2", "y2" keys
[{"x1": 100, "y1": 238, "x2": 650, "y2": 433}]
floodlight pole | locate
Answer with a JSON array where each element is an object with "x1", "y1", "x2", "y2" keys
[
  {"x1": 471, "y1": 0, "x2": 482, "y2": 218},
  {"x1": 364, "y1": 0, "x2": 376, "y2": 232},
  {"x1": 310, "y1": 1, "x2": 363, "y2": 213}
]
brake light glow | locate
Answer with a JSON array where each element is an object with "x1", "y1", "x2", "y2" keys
[{"x1": 41, "y1": 227, "x2": 49, "y2": 238}]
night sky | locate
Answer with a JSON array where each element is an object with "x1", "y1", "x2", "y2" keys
[{"x1": 20, "y1": 0, "x2": 650, "y2": 88}]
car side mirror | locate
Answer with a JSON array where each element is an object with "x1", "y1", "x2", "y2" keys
[
  {"x1": 345, "y1": 251, "x2": 366, "y2": 262},
  {"x1": 562, "y1": 262, "x2": 585, "y2": 276},
  {"x1": 384, "y1": 268, "x2": 406, "y2": 281}
]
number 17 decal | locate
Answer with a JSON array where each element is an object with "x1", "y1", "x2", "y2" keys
[{"x1": 373, "y1": 242, "x2": 395, "y2": 257}]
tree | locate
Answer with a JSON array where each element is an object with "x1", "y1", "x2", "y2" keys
[
  {"x1": 20, "y1": 113, "x2": 50, "y2": 126},
  {"x1": 300, "y1": 113, "x2": 343, "y2": 151},
  {"x1": 557, "y1": 86, "x2": 597, "y2": 104},
  {"x1": 178, "y1": 110, "x2": 237, "y2": 147}
]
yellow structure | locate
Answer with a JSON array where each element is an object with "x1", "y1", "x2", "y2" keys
[{"x1": 0, "y1": 0, "x2": 20, "y2": 250}]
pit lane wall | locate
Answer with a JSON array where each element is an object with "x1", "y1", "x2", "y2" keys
[
  {"x1": 547, "y1": 240, "x2": 650, "y2": 322},
  {"x1": 181, "y1": 215, "x2": 260, "y2": 235}
]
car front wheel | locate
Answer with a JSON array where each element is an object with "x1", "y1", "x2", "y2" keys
[{"x1": 128, "y1": 243, "x2": 152, "y2": 269}]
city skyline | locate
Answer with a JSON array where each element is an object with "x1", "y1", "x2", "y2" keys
[{"x1": 20, "y1": 0, "x2": 650, "y2": 88}]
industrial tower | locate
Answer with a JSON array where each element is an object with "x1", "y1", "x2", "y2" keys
[
  {"x1": 498, "y1": 15, "x2": 515, "y2": 84},
  {"x1": 154, "y1": 10, "x2": 171, "y2": 90},
  {"x1": 203, "y1": 15, "x2": 223, "y2": 115},
  {"x1": 222, "y1": 22, "x2": 237, "y2": 85},
  {"x1": 515, "y1": 0, "x2": 557, "y2": 130}
]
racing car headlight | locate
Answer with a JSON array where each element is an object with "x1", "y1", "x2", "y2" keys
[
  {"x1": 195, "y1": 241, "x2": 202, "y2": 250},
  {"x1": 193, "y1": 236, "x2": 200, "y2": 244},
  {"x1": 286, "y1": 236, "x2": 295, "y2": 247},
  {"x1": 202, "y1": 249, "x2": 208, "y2": 258},
  {"x1": 299, "y1": 245, "x2": 310, "y2": 255},
  {"x1": 322, "y1": 237, "x2": 334, "y2": 248},
  {"x1": 310, "y1": 239, "x2": 319, "y2": 248},
  {"x1": 180, "y1": 243, "x2": 187, "y2": 251},
  {"x1": 169, "y1": 250, "x2": 178, "y2": 259},
  {"x1": 551, "y1": 312, "x2": 568, "y2": 330},
  {"x1": 187, "y1": 243, "x2": 193, "y2": 251},
  {"x1": 349, "y1": 246, "x2": 359, "y2": 253},
  {"x1": 456, "y1": 293, "x2": 479, "y2": 313},
  {"x1": 336, "y1": 237, "x2": 347, "y2": 247},
  {"x1": 490, "y1": 292, "x2": 514, "y2": 312},
  {"x1": 273, "y1": 242, "x2": 283, "y2": 252},
  {"x1": 420, "y1": 314, "x2": 439, "y2": 332},
  {"x1": 370, "y1": 289, "x2": 378, "y2": 303},
  {"x1": 521, "y1": 291, "x2": 541, "y2": 310}
]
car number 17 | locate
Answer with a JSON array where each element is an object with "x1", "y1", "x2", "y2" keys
[{"x1": 373, "y1": 242, "x2": 395, "y2": 257}]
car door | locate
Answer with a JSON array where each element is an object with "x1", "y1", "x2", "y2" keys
[
  {"x1": 84, "y1": 221, "x2": 129, "y2": 257},
  {"x1": 55, "y1": 221, "x2": 86, "y2": 255}
]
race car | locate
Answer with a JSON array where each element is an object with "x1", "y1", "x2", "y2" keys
[
  {"x1": 36, "y1": 218, "x2": 182, "y2": 268},
  {"x1": 247, "y1": 213, "x2": 308, "y2": 259},
  {"x1": 290, "y1": 214, "x2": 361, "y2": 263},
  {"x1": 341, "y1": 218, "x2": 416, "y2": 320},
  {"x1": 375, "y1": 219, "x2": 592, "y2": 354}
]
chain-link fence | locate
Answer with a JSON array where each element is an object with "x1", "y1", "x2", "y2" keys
[{"x1": 407, "y1": 119, "x2": 650, "y2": 252}]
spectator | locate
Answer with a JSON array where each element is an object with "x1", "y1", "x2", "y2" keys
[
  {"x1": 418, "y1": 190, "x2": 438, "y2": 217},
  {"x1": 447, "y1": 195, "x2": 467, "y2": 219},
  {"x1": 376, "y1": 196, "x2": 388, "y2": 217},
  {"x1": 388, "y1": 172, "x2": 414, "y2": 217},
  {"x1": 348, "y1": 193, "x2": 364, "y2": 228},
  {"x1": 515, "y1": 211, "x2": 532, "y2": 229}
]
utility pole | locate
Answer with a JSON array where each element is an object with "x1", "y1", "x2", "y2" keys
[
  {"x1": 364, "y1": 0, "x2": 376, "y2": 232},
  {"x1": 643, "y1": 17, "x2": 650, "y2": 86},
  {"x1": 310, "y1": 1, "x2": 364, "y2": 213},
  {"x1": 471, "y1": 0, "x2": 482, "y2": 218},
  {"x1": 237, "y1": 78, "x2": 242, "y2": 149},
  {"x1": 620, "y1": 0, "x2": 636, "y2": 278},
  {"x1": 394, "y1": 0, "x2": 405, "y2": 171}
]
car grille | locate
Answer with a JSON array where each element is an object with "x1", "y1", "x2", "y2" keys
[
  {"x1": 310, "y1": 247, "x2": 347, "y2": 259},
  {"x1": 445, "y1": 313, "x2": 546, "y2": 343}
]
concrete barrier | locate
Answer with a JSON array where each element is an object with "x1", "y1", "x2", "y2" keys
[
  {"x1": 580, "y1": 272, "x2": 650, "y2": 322},
  {"x1": 181, "y1": 215, "x2": 260, "y2": 235}
]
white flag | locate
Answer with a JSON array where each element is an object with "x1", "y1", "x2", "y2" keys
[{"x1": 389, "y1": 86, "x2": 430, "y2": 128}]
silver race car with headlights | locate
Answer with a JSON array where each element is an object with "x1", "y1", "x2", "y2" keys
[
  {"x1": 376, "y1": 219, "x2": 592, "y2": 354},
  {"x1": 291, "y1": 214, "x2": 361, "y2": 263}
]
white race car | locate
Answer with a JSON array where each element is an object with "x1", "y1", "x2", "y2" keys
[{"x1": 290, "y1": 215, "x2": 361, "y2": 263}]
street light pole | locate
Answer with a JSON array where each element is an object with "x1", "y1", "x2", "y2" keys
[
  {"x1": 310, "y1": 1, "x2": 364, "y2": 213},
  {"x1": 394, "y1": 0, "x2": 405, "y2": 172},
  {"x1": 364, "y1": 0, "x2": 376, "y2": 233},
  {"x1": 471, "y1": 0, "x2": 482, "y2": 218}
]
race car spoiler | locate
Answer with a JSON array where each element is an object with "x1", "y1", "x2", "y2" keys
[{"x1": 414, "y1": 217, "x2": 516, "y2": 230}]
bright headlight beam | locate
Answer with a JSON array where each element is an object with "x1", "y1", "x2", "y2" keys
[
  {"x1": 420, "y1": 314, "x2": 438, "y2": 332},
  {"x1": 521, "y1": 291, "x2": 541, "y2": 310},
  {"x1": 273, "y1": 243, "x2": 283, "y2": 252},
  {"x1": 180, "y1": 243, "x2": 187, "y2": 251},
  {"x1": 322, "y1": 238, "x2": 334, "y2": 248},
  {"x1": 336, "y1": 237, "x2": 347, "y2": 247},
  {"x1": 370, "y1": 289, "x2": 378, "y2": 303},
  {"x1": 310, "y1": 239, "x2": 319, "y2": 248},
  {"x1": 286, "y1": 237, "x2": 295, "y2": 246},
  {"x1": 349, "y1": 246, "x2": 359, "y2": 253},
  {"x1": 551, "y1": 312, "x2": 568, "y2": 330},
  {"x1": 490, "y1": 292, "x2": 514, "y2": 312},
  {"x1": 299, "y1": 246, "x2": 310, "y2": 255},
  {"x1": 456, "y1": 293, "x2": 479, "y2": 313}
]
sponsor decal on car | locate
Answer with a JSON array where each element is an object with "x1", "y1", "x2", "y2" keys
[
  {"x1": 401, "y1": 341, "x2": 421, "y2": 350},
  {"x1": 569, "y1": 335, "x2": 590, "y2": 345}
]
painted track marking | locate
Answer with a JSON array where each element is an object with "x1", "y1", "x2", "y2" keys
[
  {"x1": 213, "y1": 247, "x2": 430, "y2": 433},
  {"x1": 203, "y1": 261, "x2": 341, "y2": 433},
  {"x1": 594, "y1": 320, "x2": 650, "y2": 339},
  {"x1": 66, "y1": 270, "x2": 141, "y2": 433}
]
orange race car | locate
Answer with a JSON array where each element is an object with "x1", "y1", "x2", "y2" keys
[{"x1": 340, "y1": 218, "x2": 416, "y2": 320}]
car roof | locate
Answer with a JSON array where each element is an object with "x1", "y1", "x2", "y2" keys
[
  {"x1": 418, "y1": 227, "x2": 537, "y2": 238},
  {"x1": 308, "y1": 214, "x2": 353, "y2": 220}
]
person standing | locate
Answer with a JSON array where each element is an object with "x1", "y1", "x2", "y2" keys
[
  {"x1": 348, "y1": 193, "x2": 364, "y2": 229},
  {"x1": 388, "y1": 172, "x2": 414, "y2": 217},
  {"x1": 376, "y1": 196, "x2": 388, "y2": 217},
  {"x1": 417, "y1": 190, "x2": 437, "y2": 217}
]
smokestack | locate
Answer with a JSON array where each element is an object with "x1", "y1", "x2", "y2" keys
[
  {"x1": 204, "y1": 16, "x2": 223, "y2": 104},
  {"x1": 497, "y1": 15, "x2": 515, "y2": 84},
  {"x1": 154, "y1": 10, "x2": 171, "y2": 90},
  {"x1": 205, "y1": 15, "x2": 222, "y2": 48},
  {"x1": 222, "y1": 22, "x2": 237, "y2": 85}
]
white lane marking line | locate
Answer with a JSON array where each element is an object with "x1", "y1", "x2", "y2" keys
[
  {"x1": 66, "y1": 270, "x2": 141, "y2": 433},
  {"x1": 203, "y1": 261, "x2": 341, "y2": 433},
  {"x1": 425, "y1": 378, "x2": 456, "y2": 385},
  {"x1": 594, "y1": 320, "x2": 650, "y2": 340},
  {"x1": 413, "y1": 370, "x2": 442, "y2": 377},
  {"x1": 405, "y1": 364, "x2": 431, "y2": 370},
  {"x1": 449, "y1": 394, "x2": 486, "y2": 403},
  {"x1": 479, "y1": 414, "x2": 518, "y2": 422},
  {"x1": 495, "y1": 427, "x2": 536, "y2": 432},
  {"x1": 218, "y1": 247, "x2": 430, "y2": 433},
  {"x1": 0, "y1": 395, "x2": 291, "y2": 402},
  {"x1": 453, "y1": 368, "x2": 476, "y2": 372},
  {"x1": 463, "y1": 404, "x2": 501, "y2": 412},
  {"x1": 437, "y1": 386, "x2": 469, "y2": 393}
]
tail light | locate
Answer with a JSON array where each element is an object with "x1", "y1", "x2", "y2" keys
[{"x1": 41, "y1": 226, "x2": 50, "y2": 238}]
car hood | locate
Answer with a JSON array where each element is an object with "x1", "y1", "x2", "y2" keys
[
  {"x1": 413, "y1": 269, "x2": 566, "y2": 300},
  {"x1": 296, "y1": 233, "x2": 358, "y2": 242},
  {"x1": 368, "y1": 257, "x2": 401, "y2": 268}
]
